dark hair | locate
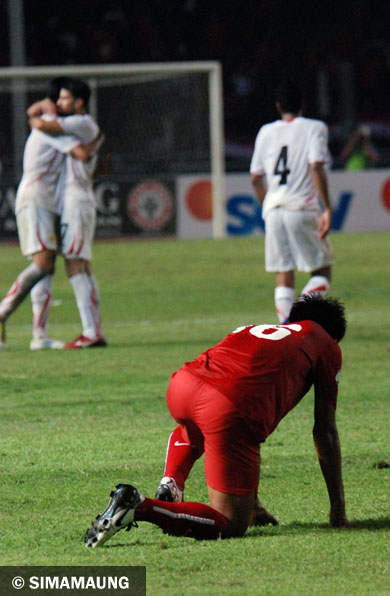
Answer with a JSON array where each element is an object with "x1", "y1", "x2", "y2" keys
[
  {"x1": 61, "y1": 78, "x2": 91, "y2": 109},
  {"x1": 288, "y1": 294, "x2": 346, "y2": 342},
  {"x1": 275, "y1": 81, "x2": 303, "y2": 114},
  {"x1": 47, "y1": 76, "x2": 72, "y2": 102}
]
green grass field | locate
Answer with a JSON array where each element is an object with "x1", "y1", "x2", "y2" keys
[{"x1": 1, "y1": 233, "x2": 389, "y2": 595}]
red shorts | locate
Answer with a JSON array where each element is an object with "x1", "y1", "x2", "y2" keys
[{"x1": 166, "y1": 368, "x2": 260, "y2": 496}]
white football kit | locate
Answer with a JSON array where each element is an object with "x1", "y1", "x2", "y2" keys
[
  {"x1": 58, "y1": 114, "x2": 101, "y2": 261},
  {"x1": 15, "y1": 119, "x2": 80, "y2": 256},
  {"x1": 250, "y1": 116, "x2": 333, "y2": 272}
]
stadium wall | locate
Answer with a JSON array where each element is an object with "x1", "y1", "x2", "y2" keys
[
  {"x1": 1, "y1": 169, "x2": 389, "y2": 240},
  {"x1": 177, "y1": 169, "x2": 390, "y2": 238}
]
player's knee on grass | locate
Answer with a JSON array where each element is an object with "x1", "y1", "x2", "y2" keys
[{"x1": 208, "y1": 486, "x2": 255, "y2": 537}]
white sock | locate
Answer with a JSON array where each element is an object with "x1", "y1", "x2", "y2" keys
[
  {"x1": 301, "y1": 275, "x2": 329, "y2": 298},
  {"x1": 275, "y1": 286, "x2": 295, "y2": 323},
  {"x1": 89, "y1": 274, "x2": 100, "y2": 306},
  {"x1": 30, "y1": 275, "x2": 52, "y2": 340},
  {"x1": 89, "y1": 273, "x2": 103, "y2": 338},
  {"x1": 69, "y1": 273, "x2": 101, "y2": 339}
]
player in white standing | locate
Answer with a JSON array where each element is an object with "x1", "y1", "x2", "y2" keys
[
  {"x1": 0, "y1": 79, "x2": 87, "y2": 351},
  {"x1": 250, "y1": 80, "x2": 334, "y2": 323},
  {"x1": 29, "y1": 79, "x2": 106, "y2": 349}
]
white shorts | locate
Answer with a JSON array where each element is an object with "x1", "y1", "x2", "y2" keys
[
  {"x1": 265, "y1": 207, "x2": 334, "y2": 272},
  {"x1": 17, "y1": 206, "x2": 60, "y2": 256},
  {"x1": 61, "y1": 200, "x2": 96, "y2": 261}
]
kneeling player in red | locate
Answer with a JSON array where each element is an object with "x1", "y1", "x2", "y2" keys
[{"x1": 85, "y1": 294, "x2": 349, "y2": 547}]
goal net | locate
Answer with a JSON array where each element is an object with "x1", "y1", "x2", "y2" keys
[{"x1": 0, "y1": 62, "x2": 225, "y2": 239}]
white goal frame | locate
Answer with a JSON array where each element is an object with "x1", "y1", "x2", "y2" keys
[{"x1": 0, "y1": 61, "x2": 226, "y2": 238}]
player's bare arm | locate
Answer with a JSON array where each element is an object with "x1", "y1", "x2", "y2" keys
[
  {"x1": 251, "y1": 173, "x2": 267, "y2": 205},
  {"x1": 29, "y1": 117, "x2": 64, "y2": 136},
  {"x1": 309, "y1": 161, "x2": 332, "y2": 240},
  {"x1": 27, "y1": 98, "x2": 57, "y2": 118},
  {"x1": 69, "y1": 143, "x2": 89, "y2": 163},
  {"x1": 313, "y1": 391, "x2": 348, "y2": 528},
  {"x1": 70, "y1": 132, "x2": 105, "y2": 163}
]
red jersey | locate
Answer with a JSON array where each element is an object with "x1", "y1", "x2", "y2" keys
[{"x1": 183, "y1": 321, "x2": 342, "y2": 443}]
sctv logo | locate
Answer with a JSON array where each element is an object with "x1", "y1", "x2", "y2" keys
[{"x1": 226, "y1": 192, "x2": 353, "y2": 235}]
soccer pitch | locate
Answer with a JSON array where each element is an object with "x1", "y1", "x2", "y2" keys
[{"x1": 1, "y1": 233, "x2": 389, "y2": 595}]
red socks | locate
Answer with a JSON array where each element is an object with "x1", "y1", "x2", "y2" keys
[
  {"x1": 163, "y1": 426, "x2": 202, "y2": 490},
  {"x1": 147, "y1": 427, "x2": 229, "y2": 539},
  {"x1": 135, "y1": 498, "x2": 230, "y2": 540}
]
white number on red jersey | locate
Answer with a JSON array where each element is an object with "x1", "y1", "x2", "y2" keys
[{"x1": 233, "y1": 324, "x2": 302, "y2": 341}]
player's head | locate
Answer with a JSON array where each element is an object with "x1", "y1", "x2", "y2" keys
[
  {"x1": 56, "y1": 78, "x2": 91, "y2": 115},
  {"x1": 275, "y1": 81, "x2": 303, "y2": 115},
  {"x1": 47, "y1": 76, "x2": 72, "y2": 103},
  {"x1": 288, "y1": 294, "x2": 347, "y2": 342}
]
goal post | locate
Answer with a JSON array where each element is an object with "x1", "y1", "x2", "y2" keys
[{"x1": 0, "y1": 62, "x2": 226, "y2": 239}]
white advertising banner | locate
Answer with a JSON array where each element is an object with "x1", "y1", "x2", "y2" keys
[{"x1": 177, "y1": 170, "x2": 390, "y2": 238}]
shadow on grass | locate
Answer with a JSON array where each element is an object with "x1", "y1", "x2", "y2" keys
[
  {"x1": 97, "y1": 517, "x2": 390, "y2": 550},
  {"x1": 247, "y1": 516, "x2": 390, "y2": 537},
  {"x1": 343, "y1": 517, "x2": 390, "y2": 530},
  {"x1": 288, "y1": 517, "x2": 390, "y2": 531}
]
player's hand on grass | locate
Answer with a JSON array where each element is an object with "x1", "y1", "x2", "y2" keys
[
  {"x1": 330, "y1": 509, "x2": 349, "y2": 528},
  {"x1": 250, "y1": 499, "x2": 279, "y2": 527}
]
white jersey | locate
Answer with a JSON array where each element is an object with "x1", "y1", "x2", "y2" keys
[
  {"x1": 15, "y1": 117, "x2": 79, "y2": 215},
  {"x1": 250, "y1": 116, "x2": 329, "y2": 218},
  {"x1": 58, "y1": 114, "x2": 101, "y2": 208}
]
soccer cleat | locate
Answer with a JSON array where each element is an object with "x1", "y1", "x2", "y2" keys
[
  {"x1": 0, "y1": 322, "x2": 7, "y2": 351},
  {"x1": 84, "y1": 484, "x2": 144, "y2": 548},
  {"x1": 64, "y1": 334, "x2": 107, "y2": 349},
  {"x1": 30, "y1": 337, "x2": 64, "y2": 351},
  {"x1": 155, "y1": 477, "x2": 183, "y2": 503}
]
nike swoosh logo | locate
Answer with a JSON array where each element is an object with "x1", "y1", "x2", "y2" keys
[{"x1": 174, "y1": 441, "x2": 191, "y2": 447}]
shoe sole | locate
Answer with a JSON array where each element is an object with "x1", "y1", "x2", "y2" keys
[{"x1": 85, "y1": 484, "x2": 143, "y2": 548}]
